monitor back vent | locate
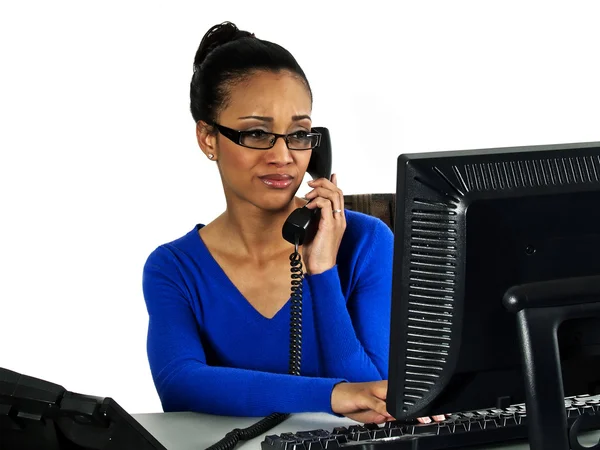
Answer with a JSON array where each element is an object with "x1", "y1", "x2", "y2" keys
[
  {"x1": 404, "y1": 201, "x2": 457, "y2": 408},
  {"x1": 453, "y1": 155, "x2": 600, "y2": 192}
]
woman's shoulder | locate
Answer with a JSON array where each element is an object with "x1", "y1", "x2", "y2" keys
[
  {"x1": 339, "y1": 209, "x2": 394, "y2": 265},
  {"x1": 343, "y1": 209, "x2": 394, "y2": 244},
  {"x1": 144, "y1": 224, "x2": 206, "y2": 269}
]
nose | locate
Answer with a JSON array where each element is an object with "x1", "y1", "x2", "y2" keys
[{"x1": 266, "y1": 136, "x2": 293, "y2": 165}]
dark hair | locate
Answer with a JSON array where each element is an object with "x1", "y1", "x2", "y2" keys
[{"x1": 190, "y1": 22, "x2": 312, "y2": 125}]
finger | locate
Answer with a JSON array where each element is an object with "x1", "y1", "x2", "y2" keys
[
  {"x1": 359, "y1": 396, "x2": 392, "y2": 419},
  {"x1": 306, "y1": 178, "x2": 344, "y2": 200},
  {"x1": 308, "y1": 178, "x2": 344, "y2": 199},
  {"x1": 308, "y1": 177, "x2": 336, "y2": 189},
  {"x1": 346, "y1": 411, "x2": 389, "y2": 425},
  {"x1": 304, "y1": 187, "x2": 343, "y2": 218},
  {"x1": 371, "y1": 381, "x2": 388, "y2": 400},
  {"x1": 432, "y1": 415, "x2": 446, "y2": 422},
  {"x1": 304, "y1": 186, "x2": 340, "y2": 202},
  {"x1": 305, "y1": 194, "x2": 335, "y2": 215},
  {"x1": 417, "y1": 417, "x2": 432, "y2": 424},
  {"x1": 329, "y1": 173, "x2": 345, "y2": 220},
  {"x1": 305, "y1": 197, "x2": 334, "y2": 222},
  {"x1": 370, "y1": 414, "x2": 389, "y2": 424}
]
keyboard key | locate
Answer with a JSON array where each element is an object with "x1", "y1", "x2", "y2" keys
[
  {"x1": 347, "y1": 425, "x2": 373, "y2": 440},
  {"x1": 264, "y1": 435, "x2": 285, "y2": 450},
  {"x1": 469, "y1": 420, "x2": 484, "y2": 430},
  {"x1": 331, "y1": 427, "x2": 348, "y2": 436},
  {"x1": 305, "y1": 439, "x2": 324, "y2": 450},
  {"x1": 388, "y1": 427, "x2": 403, "y2": 437},
  {"x1": 582, "y1": 405, "x2": 596, "y2": 416},
  {"x1": 449, "y1": 420, "x2": 469, "y2": 433},
  {"x1": 482, "y1": 418, "x2": 499, "y2": 429},
  {"x1": 371, "y1": 428, "x2": 388, "y2": 439},
  {"x1": 295, "y1": 431, "x2": 317, "y2": 439},
  {"x1": 327, "y1": 435, "x2": 347, "y2": 444},
  {"x1": 501, "y1": 413, "x2": 518, "y2": 427},
  {"x1": 406, "y1": 423, "x2": 441, "y2": 435},
  {"x1": 437, "y1": 424, "x2": 452, "y2": 435},
  {"x1": 320, "y1": 439, "x2": 340, "y2": 449}
]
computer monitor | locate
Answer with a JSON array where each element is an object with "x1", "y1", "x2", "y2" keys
[
  {"x1": 0, "y1": 367, "x2": 166, "y2": 449},
  {"x1": 387, "y1": 141, "x2": 600, "y2": 426}
]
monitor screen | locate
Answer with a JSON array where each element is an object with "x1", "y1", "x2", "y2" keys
[{"x1": 387, "y1": 141, "x2": 600, "y2": 419}]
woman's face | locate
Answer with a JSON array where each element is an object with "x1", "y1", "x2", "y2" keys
[{"x1": 201, "y1": 70, "x2": 313, "y2": 213}]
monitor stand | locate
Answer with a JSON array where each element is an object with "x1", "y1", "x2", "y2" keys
[{"x1": 503, "y1": 275, "x2": 600, "y2": 450}]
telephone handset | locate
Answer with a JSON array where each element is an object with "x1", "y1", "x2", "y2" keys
[
  {"x1": 209, "y1": 127, "x2": 332, "y2": 450},
  {"x1": 282, "y1": 127, "x2": 333, "y2": 247}
]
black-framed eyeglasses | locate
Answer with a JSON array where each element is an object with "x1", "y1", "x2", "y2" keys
[{"x1": 212, "y1": 123, "x2": 321, "y2": 150}]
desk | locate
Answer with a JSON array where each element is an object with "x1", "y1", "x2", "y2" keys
[{"x1": 133, "y1": 412, "x2": 600, "y2": 450}]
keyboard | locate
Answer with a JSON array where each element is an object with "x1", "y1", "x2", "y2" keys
[{"x1": 261, "y1": 394, "x2": 600, "y2": 450}]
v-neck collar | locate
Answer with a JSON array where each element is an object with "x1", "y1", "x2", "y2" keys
[{"x1": 190, "y1": 224, "x2": 294, "y2": 322}]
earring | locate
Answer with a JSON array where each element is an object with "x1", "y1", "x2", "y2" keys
[{"x1": 208, "y1": 154, "x2": 214, "y2": 160}]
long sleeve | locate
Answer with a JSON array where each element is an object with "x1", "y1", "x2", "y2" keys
[
  {"x1": 143, "y1": 247, "x2": 344, "y2": 417},
  {"x1": 306, "y1": 217, "x2": 393, "y2": 381}
]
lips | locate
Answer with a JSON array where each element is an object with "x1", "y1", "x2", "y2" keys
[{"x1": 259, "y1": 174, "x2": 294, "y2": 189}]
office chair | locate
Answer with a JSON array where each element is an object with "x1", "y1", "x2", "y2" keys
[{"x1": 343, "y1": 193, "x2": 396, "y2": 231}]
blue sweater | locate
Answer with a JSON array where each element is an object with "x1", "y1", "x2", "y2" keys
[{"x1": 142, "y1": 210, "x2": 393, "y2": 417}]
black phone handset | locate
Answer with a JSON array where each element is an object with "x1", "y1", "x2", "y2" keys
[
  {"x1": 282, "y1": 127, "x2": 333, "y2": 249},
  {"x1": 207, "y1": 128, "x2": 332, "y2": 450}
]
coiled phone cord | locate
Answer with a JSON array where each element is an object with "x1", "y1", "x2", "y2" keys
[
  {"x1": 288, "y1": 242, "x2": 303, "y2": 376},
  {"x1": 205, "y1": 239, "x2": 303, "y2": 450}
]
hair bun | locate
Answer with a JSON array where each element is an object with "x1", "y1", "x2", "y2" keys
[{"x1": 194, "y1": 21, "x2": 254, "y2": 68}]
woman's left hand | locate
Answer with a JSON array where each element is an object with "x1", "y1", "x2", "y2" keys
[{"x1": 302, "y1": 173, "x2": 346, "y2": 275}]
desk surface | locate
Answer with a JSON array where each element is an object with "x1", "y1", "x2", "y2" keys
[{"x1": 133, "y1": 412, "x2": 600, "y2": 450}]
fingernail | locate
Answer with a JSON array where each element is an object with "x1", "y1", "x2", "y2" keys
[{"x1": 423, "y1": 417, "x2": 431, "y2": 423}]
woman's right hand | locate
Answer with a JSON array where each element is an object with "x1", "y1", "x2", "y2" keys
[
  {"x1": 331, "y1": 380, "x2": 448, "y2": 425},
  {"x1": 330, "y1": 380, "x2": 393, "y2": 424}
]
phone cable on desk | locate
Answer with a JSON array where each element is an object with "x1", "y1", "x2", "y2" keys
[{"x1": 205, "y1": 238, "x2": 304, "y2": 450}]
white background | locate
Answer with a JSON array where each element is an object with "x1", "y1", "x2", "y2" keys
[{"x1": 1, "y1": 1, "x2": 599, "y2": 414}]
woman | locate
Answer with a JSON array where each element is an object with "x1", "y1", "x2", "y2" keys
[{"x1": 143, "y1": 21, "x2": 442, "y2": 425}]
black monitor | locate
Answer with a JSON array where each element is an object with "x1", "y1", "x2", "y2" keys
[
  {"x1": 387, "y1": 141, "x2": 600, "y2": 448},
  {"x1": 0, "y1": 367, "x2": 166, "y2": 449}
]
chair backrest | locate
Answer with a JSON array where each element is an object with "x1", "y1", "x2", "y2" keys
[{"x1": 343, "y1": 193, "x2": 396, "y2": 232}]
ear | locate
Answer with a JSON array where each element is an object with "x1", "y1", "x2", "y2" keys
[{"x1": 196, "y1": 121, "x2": 218, "y2": 161}]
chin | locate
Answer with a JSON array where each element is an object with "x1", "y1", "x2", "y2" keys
[
  {"x1": 257, "y1": 197, "x2": 296, "y2": 213},
  {"x1": 251, "y1": 191, "x2": 299, "y2": 213}
]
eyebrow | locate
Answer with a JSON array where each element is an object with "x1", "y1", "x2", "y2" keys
[{"x1": 238, "y1": 115, "x2": 312, "y2": 122}]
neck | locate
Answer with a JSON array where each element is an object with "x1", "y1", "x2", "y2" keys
[{"x1": 217, "y1": 196, "x2": 305, "y2": 260}]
